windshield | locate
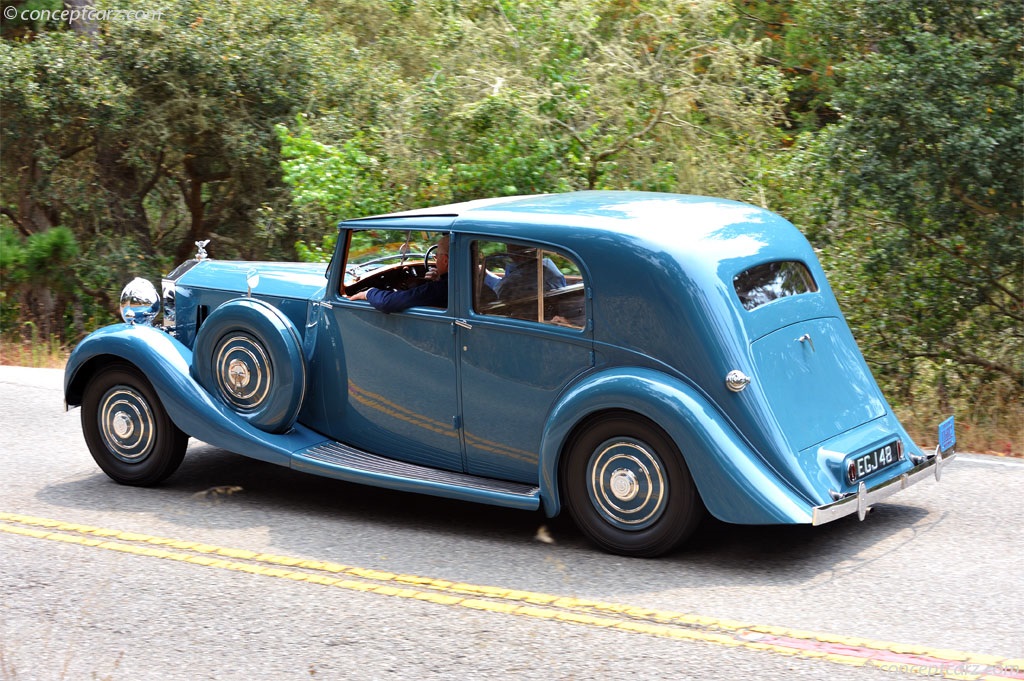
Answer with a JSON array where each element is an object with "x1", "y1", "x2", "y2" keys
[{"x1": 344, "y1": 229, "x2": 437, "y2": 286}]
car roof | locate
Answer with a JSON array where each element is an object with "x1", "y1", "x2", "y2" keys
[
  {"x1": 343, "y1": 191, "x2": 759, "y2": 232},
  {"x1": 340, "y1": 191, "x2": 812, "y2": 276}
]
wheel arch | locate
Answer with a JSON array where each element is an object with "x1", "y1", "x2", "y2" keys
[
  {"x1": 557, "y1": 407, "x2": 671, "y2": 479},
  {"x1": 537, "y1": 367, "x2": 815, "y2": 525},
  {"x1": 63, "y1": 323, "x2": 312, "y2": 468},
  {"x1": 65, "y1": 324, "x2": 194, "y2": 411},
  {"x1": 65, "y1": 352, "x2": 132, "y2": 408}
]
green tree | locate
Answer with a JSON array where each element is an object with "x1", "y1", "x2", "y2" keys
[
  {"x1": 283, "y1": 0, "x2": 787, "y2": 233},
  {"x1": 1, "y1": 0, "x2": 349, "y2": 336},
  {"x1": 727, "y1": 0, "x2": 840, "y2": 132},
  {"x1": 780, "y1": 0, "x2": 1022, "y2": 437},
  {"x1": 0, "y1": 225, "x2": 79, "y2": 338},
  {"x1": 276, "y1": 118, "x2": 406, "y2": 261}
]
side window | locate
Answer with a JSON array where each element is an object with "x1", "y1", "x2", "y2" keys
[{"x1": 472, "y1": 240, "x2": 586, "y2": 329}]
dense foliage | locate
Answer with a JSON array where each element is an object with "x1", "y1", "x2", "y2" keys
[
  {"x1": 769, "y1": 0, "x2": 1022, "y2": 446},
  {"x1": 1, "y1": 0, "x2": 1020, "y2": 449}
]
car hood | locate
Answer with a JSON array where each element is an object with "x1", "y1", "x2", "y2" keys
[{"x1": 175, "y1": 260, "x2": 329, "y2": 300}]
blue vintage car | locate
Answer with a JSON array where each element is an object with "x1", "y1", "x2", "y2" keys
[{"x1": 64, "y1": 191, "x2": 955, "y2": 556}]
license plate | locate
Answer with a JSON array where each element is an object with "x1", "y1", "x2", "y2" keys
[{"x1": 848, "y1": 441, "x2": 901, "y2": 483}]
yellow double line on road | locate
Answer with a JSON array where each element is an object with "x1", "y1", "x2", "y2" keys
[{"x1": 2, "y1": 512, "x2": 1021, "y2": 680}]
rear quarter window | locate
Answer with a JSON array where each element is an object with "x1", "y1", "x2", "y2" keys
[
  {"x1": 472, "y1": 240, "x2": 587, "y2": 329},
  {"x1": 734, "y1": 261, "x2": 818, "y2": 311}
]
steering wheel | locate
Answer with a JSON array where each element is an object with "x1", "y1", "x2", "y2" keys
[{"x1": 424, "y1": 244, "x2": 438, "y2": 270}]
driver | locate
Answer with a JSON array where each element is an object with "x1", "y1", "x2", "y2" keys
[{"x1": 347, "y1": 236, "x2": 449, "y2": 313}]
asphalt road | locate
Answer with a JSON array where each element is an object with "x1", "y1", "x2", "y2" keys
[{"x1": 1, "y1": 366, "x2": 1022, "y2": 681}]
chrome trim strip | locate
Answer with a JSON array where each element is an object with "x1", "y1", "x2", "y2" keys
[{"x1": 812, "y1": 450, "x2": 956, "y2": 525}]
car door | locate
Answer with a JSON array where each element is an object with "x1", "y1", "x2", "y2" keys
[
  {"x1": 316, "y1": 228, "x2": 463, "y2": 473},
  {"x1": 454, "y1": 237, "x2": 593, "y2": 484}
]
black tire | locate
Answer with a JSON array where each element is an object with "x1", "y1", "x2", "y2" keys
[
  {"x1": 191, "y1": 298, "x2": 306, "y2": 434},
  {"x1": 562, "y1": 412, "x2": 704, "y2": 557},
  {"x1": 81, "y1": 363, "x2": 188, "y2": 486}
]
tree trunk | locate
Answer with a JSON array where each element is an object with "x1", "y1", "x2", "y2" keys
[
  {"x1": 94, "y1": 139, "x2": 153, "y2": 253},
  {"x1": 175, "y1": 175, "x2": 206, "y2": 263},
  {"x1": 65, "y1": 0, "x2": 98, "y2": 36},
  {"x1": 15, "y1": 157, "x2": 60, "y2": 235}
]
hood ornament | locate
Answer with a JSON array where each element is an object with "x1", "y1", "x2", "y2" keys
[{"x1": 195, "y1": 240, "x2": 210, "y2": 261}]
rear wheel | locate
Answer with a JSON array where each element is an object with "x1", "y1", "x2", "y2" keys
[
  {"x1": 82, "y1": 364, "x2": 188, "y2": 486},
  {"x1": 562, "y1": 412, "x2": 704, "y2": 557}
]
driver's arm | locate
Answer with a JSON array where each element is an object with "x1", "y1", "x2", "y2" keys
[
  {"x1": 346, "y1": 286, "x2": 402, "y2": 311},
  {"x1": 348, "y1": 279, "x2": 446, "y2": 313}
]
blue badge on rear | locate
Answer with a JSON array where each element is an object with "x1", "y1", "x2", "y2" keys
[{"x1": 938, "y1": 416, "x2": 956, "y2": 454}]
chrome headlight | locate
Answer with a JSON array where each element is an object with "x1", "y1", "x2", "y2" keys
[{"x1": 120, "y1": 277, "x2": 160, "y2": 325}]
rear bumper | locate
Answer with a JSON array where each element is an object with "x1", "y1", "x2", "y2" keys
[{"x1": 812, "y1": 449, "x2": 955, "y2": 525}]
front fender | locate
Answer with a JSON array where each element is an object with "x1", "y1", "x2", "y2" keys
[
  {"x1": 538, "y1": 367, "x2": 814, "y2": 525},
  {"x1": 64, "y1": 324, "x2": 325, "y2": 466}
]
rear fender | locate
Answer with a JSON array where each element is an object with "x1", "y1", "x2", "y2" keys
[
  {"x1": 538, "y1": 368, "x2": 814, "y2": 524},
  {"x1": 64, "y1": 324, "x2": 323, "y2": 465}
]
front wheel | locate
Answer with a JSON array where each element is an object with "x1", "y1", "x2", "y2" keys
[
  {"x1": 562, "y1": 412, "x2": 704, "y2": 557},
  {"x1": 81, "y1": 364, "x2": 188, "y2": 486}
]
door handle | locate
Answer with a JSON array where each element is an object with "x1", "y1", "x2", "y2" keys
[{"x1": 454, "y1": 319, "x2": 473, "y2": 330}]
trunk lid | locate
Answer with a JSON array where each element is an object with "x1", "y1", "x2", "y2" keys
[{"x1": 750, "y1": 317, "x2": 886, "y2": 451}]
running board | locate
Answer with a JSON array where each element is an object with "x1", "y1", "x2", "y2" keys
[{"x1": 291, "y1": 441, "x2": 541, "y2": 511}]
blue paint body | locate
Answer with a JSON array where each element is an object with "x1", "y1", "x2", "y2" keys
[{"x1": 65, "y1": 191, "x2": 936, "y2": 526}]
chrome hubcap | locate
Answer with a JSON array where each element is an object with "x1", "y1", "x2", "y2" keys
[
  {"x1": 99, "y1": 386, "x2": 156, "y2": 463},
  {"x1": 227, "y1": 358, "x2": 252, "y2": 393},
  {"x1": 111, "y1": 411, "x2": 134, "y2": 439},
  {"x1": 587, "y1": 438, "x2": 668, "y2": 530},
  {"x1": 609, "y1": 468, "x2": 640, "y2": 501},
  {"x1": 213, "y1": 334, "x2": 271, "y2": 411}
]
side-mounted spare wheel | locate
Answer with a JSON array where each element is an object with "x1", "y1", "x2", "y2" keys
[
  {"x1": 191, "y1": 298, "x2": 307, "y2": 434},
  {"x1": 82, "y1": 363, "x2": 188, "y2": 486},
  {"x1": 562, "y1": 411, "x2": 705, "y2": 557}
]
